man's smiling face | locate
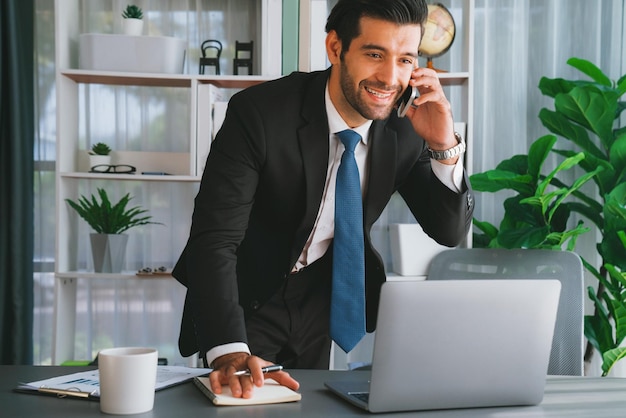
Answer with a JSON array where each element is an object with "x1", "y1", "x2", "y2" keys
[{"x1": 327, "y1": 16, "x2": 421, "y2": 127}]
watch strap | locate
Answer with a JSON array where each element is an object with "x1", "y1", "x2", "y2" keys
[{"x1": 428, "y1": 132, "x2": 465, "y2": 161}]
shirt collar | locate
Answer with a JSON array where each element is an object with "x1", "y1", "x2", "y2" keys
[{"x1": 325, "y1": 83, "x2": 372, "y2": 144}]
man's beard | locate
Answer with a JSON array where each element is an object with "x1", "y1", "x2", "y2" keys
[{"x1": 339, "y1": 59, "x2": 402, "y2": 121}]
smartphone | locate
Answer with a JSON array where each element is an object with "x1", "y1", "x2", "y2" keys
[{"x1": 396, "y1": 85, "x2": 419, "y2": 118}]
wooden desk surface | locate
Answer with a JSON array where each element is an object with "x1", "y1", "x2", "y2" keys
[{"x1": 3, "y1": 366, "x2": 626, "y2": 417}]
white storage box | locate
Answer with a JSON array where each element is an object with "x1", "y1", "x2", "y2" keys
[
  {"x1": 79, "y1": 33, "x2": 186, "y2": 74},
  {"x1": 389, "y1": 223, "x2": 448, "y2": 276}
]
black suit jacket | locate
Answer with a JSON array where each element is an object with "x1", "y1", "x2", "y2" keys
[{"x1": 173, "y1": 70, "x2": 474, "y2": 357}]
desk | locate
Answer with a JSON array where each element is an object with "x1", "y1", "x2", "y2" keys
[{"x1": 3, "y1": 366, "x2": 626, "y2": 417}]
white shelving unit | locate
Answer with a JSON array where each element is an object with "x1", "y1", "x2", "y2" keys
[{"x1": 52, "y1": 0, "x2": 282, "y2": 365}]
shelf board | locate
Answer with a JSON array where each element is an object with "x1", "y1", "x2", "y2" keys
[
  {"x1": 60, "y1": 69, "x2": 192, "y2": 87},
  {"x1": 59, "y1": 172, "x2": 201, "y2": 182},
  {"x1": 60, "y1": 68, "x2": 466, "y2": 88},
  {"x1": 60, "y1": 69, "x2": 275, "y2": 89},
  {"x1": 56, "y1": 271, "x2": 173, "y2": 280},
  {"x1": 438, "y1": 72, "x2": 470, "y2": 85},
  {"x1": 197, "y1": 75, "x2": 275, "y2": 88}
]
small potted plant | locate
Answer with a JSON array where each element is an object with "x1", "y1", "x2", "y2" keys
[
  {"x1": 88, "y1": 142, "x2": 112, "y2": 170},
  {"x1": 122, "y1": 4, "x2": 144, "y2": 36},
  {"x1": 65, "y1": 188, "x2": 162, "y2": 273}
]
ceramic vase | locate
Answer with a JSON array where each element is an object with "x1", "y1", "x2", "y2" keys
[
  {"x1": 122, "y1": 18, "x2": 144, "y2": 36},
  {"x1": 90, "y1": 233, "x2": 129, "y2": 273},
  {"x1": 88, "y1": 154, "x2": 112, "y2": 171}
]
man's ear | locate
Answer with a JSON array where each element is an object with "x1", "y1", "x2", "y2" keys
[{"x1": 325, "y1": 30, "x2": 342, "y2": 65}]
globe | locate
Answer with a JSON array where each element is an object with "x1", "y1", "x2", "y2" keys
[{"x1": 419, "y1": 3, "x2": 456, "y2": 71}]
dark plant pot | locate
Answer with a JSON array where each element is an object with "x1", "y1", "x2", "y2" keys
[{"x1": 90, "y1": 233, "x2": 129, "y2": 273}]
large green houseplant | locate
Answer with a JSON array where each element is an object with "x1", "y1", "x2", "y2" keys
[
  {"x1": 471, "y1": 58, "x2": 626, "y2": 375},
  {"x1": 66, "y1": 188, "x2": 160, "y2": 273}
]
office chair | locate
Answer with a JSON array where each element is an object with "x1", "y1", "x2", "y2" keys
[
  {"x1": 427, "y1": 248, "x2": 584, "y2": 376},
  {"x1": 233, "y1": 40, "x2": 253, "y2": 75},
  {"x1": 199, "y1": 39, "x2": 222, "y2": 75}
]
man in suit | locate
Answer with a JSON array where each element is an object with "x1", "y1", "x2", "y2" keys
[{"x1": 173, "y1": 0, "x2": 474, "y2": 398}]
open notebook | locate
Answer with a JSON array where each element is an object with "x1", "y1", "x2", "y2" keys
[
  {"x1": 325, "y1": 279, "x2": 561, "y2": 413},
  {"x1": 193, "y1": 376, "x2": 301, "y2": 406}
]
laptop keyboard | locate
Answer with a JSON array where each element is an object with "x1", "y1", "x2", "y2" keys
[{"x1": 349, "y1": 392, "x2": 370, "y2": 403}]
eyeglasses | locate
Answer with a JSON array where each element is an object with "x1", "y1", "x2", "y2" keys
[{"x1": 89, "y1": 164, "x2": 137, "y2": 174}]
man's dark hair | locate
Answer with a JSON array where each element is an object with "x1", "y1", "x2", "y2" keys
[{"x1": 325, "y1": 0, "x2": 428, "y2": 54}]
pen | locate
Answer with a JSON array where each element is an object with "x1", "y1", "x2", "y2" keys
[
  {"x1": 38, "y1": 386, "x2": 98, "y2": 399},
  {"x1": 233, "y1": 364, "x2": 283, "y2": 376}
]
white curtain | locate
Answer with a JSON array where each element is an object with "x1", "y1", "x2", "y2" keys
[{"x1": 34, "y1": 0, "x2": 625, "y2": 366}]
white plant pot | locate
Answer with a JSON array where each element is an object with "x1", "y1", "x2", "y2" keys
[
  {"x1": 90, "y1": 233, "x2": 129, "y2": 273},
  {"x1": 122, "y1": 18, "x2": 144, "y2": 36},
  {"x1": 88, "y1": 154, "x2": 112, "y2": 171},
  {"x1": 389, "y1": 223, "x2": 448, "y2": 277}
]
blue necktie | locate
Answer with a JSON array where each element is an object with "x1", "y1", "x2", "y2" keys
[{"x1": 331, "y1": 129, "x2": 366, "y2": 353}]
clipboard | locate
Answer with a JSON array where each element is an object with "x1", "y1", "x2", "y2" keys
[{"x1": 14, "y1": 366, "x2": 211, "y2": 402}]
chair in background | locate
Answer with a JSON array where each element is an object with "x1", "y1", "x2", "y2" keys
[
  {"x1": 233, "y1": 40, "x2": 254, "y2": 75},
  {"x1": 427, "y1": 248, "x2": 584, "y2": 376},
  {"x1": 199, "y1": 39, "x2": 222, "y2": 75}
]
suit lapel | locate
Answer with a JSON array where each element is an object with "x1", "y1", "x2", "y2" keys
[
  {"x1": 364, "y1": 121, "x2": 397, "y2": 227},
  {"x1": 290, "y1": 71, "x2": 331, "y2": 265}
]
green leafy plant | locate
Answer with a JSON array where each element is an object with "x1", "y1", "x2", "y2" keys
[
  {"x1": 471, "y1": 134, "x2": 601, "y2": 250},
  {"x1": 65, "y1": 188, "x2": 160, "y2": 234},
  {"x1": 89, "y1": 142, "x2": 111, "y2": 156},
  {"x1": 472, "y1": 57, "x2": 626, "y2": 374},
  {"x1": 122, "y1": 4, "x2": 143, "y2": 20},
  {"x1": 539, "y1": 58, "x2": 626, "y2": 374},
  {"x1": 586, "y1": 258, "x2": 626, "y2": 376}
]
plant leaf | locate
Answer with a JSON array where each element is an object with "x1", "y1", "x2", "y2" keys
[
  {"x1": 609, "y1": 133, "x2": 626, "y2": 169},
  {"x1": 547, "y1": 165, "x2": 604, "y2": 222},
  {"x1": 470, "y1": 170, "x2": 534, "y2": 194},
  {"x1": 555, "y1": 86, "x2": 617, "y2": 149},
  {"x1": 527, "y1": 135, "x2": 556, "y2": 181},
  {"x1": 539, "y1": 108, "x2": 606, "y2": 159},
  {"x1": 538, "y1": 76, "x2": 576, "y2": 98},
  {"x1": 567, "y1": 57, "x2": 612, "y2": 87},
  {"x1": 611, "y1": 296, "x2": 626, "y2": 347},
  {"x1": 536, "y1": 152, "x2": 585, "y2": 196},
  {"x1": 472, "y1": 219, "x2": 499, "y2": 238},
  {"x1": 602, "y1": 347, "x2": 626, "y2": 376},
  {"x1": 498, "y1": 225, "x2": 550, "y2": 249},
  {"x1": 495, "y1": 154, "x2": 529, "y2": 175},
  {"x1": 552, "y1": 148, "x2": 616, "y2": 196},
  {"x1": 617, "y1": 74, "x2": 626, "y2": 95}
]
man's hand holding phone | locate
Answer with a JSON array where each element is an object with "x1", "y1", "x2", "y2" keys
[{"x1": 400, "y1": 67, "x2": 458, "y2": 160}]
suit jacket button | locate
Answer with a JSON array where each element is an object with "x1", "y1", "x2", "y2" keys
[{"x1": 250, "y1": 300, "x2": 261, "y2": 310}]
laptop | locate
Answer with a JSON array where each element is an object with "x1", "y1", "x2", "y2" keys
[{"x1": 325, "y1": 279, "x2": 561, "y2": 413}]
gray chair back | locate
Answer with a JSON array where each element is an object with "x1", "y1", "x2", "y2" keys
[{"x1": 427, "y1": 248, "x2": 584, "y2": 376}]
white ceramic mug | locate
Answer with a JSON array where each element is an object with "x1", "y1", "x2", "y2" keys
[{"x1": 98, "y1": 347, "x2": 158, "y2": 415}]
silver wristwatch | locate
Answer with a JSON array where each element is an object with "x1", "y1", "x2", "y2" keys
[{"x1": 428, "y1": 132, "x2": 466, "y2": 161}]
